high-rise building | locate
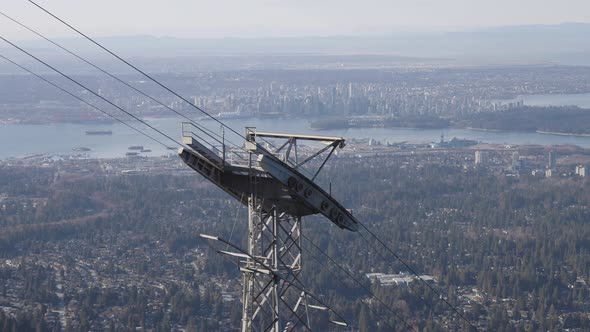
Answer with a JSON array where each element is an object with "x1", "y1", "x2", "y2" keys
[
  {"x1": 475, "y1": 150, "x2": 487, "y2": 166},
  {"x1": 511, "y1": 152, "x2": 521, "y2": 171},
  {"x1": 548, "y1": 151, "x2": 556, "y2": 169},
  {"x1": 576, "y1": 165, "x2": 586, "y2": 177},
  {"x1": 270, "y1": 81, "x2": 277, "y2": 95}
]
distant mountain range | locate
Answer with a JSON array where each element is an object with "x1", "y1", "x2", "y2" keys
[{"x1": 2, "y1": 23, "x2": 590, "y2": 67}]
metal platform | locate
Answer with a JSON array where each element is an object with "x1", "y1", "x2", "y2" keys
[{"x1": 179, "y1": 123, "x2": 356, "y2": 331}]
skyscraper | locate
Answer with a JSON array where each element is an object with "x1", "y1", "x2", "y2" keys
[
  {"x1": 475, "y1": 150, "x2": 487, "y2": 166},
  {"x1": 581, "y1": 167, "x2": 587, "y2": 177},
  {"x1": 548, "y1": 151, "x2": 556, "y2": 169},
  {"x1": 511, "y1": 151, "x2": 521, "y2": 171}
]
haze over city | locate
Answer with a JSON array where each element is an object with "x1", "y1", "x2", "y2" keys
[
  {"x1": 2, "y1": 1, "x2": 590, "y2": 332},
  {"x1": 3, "y1": 0, "x2": 590, "y2": 38}
]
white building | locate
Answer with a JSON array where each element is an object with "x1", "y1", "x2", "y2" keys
[
  {"x1": 365, "y1": 272, "x2": 436, "y2": 287},
  {"x1": 576, "y1": 165, "x2": 586, "y2": 177}
]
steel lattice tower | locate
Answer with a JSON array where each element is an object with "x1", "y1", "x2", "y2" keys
[{"x1": 179, "y1": 124, "x2": 357, "y2": 331}]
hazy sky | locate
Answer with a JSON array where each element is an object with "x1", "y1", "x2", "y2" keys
[{"x1": 2, "y1": 0, "x2": 590, "y2": 39}]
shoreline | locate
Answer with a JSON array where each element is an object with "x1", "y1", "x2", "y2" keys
[
  {"x1": 464, "y1": 127, "x2": 504, "y2": 132},
  {"x1": 536, "y1": 130, "x2": 590, "y2": 137},
  {"x1": 465, "y1": 126, "x2": 590, "y2": 137}
]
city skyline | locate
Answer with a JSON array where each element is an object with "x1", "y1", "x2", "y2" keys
[{"x1": 3, "y1": 2, "x2": 590, "y2": 330}]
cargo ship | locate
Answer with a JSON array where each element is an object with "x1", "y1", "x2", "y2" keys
[{"x1": 85, "y1": 130, "x2": 112, "y2": 135}]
